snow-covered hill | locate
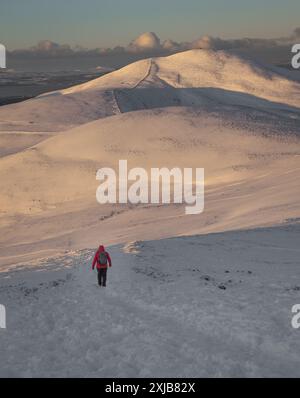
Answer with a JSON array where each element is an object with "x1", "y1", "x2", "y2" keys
[
  {"x1": 1, "y1": 49, "x2": 300, "y2": 133},
  {"x1": 0, "y1": 106, "x2": 299, "y2": 268},
  {"x1": 1, "y1": 224, "x2": 300, "y2": 377},
  {"x1": 1, "y1": 47, "x2": 300, "y2": 378}
]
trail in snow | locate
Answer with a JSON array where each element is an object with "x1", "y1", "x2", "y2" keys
[
  {"x1": 131, "y1": 58, "x2": 153, "y2": 89},
  {"x1": 0, "y1": 224, "x2": 300, "y2": 377}
]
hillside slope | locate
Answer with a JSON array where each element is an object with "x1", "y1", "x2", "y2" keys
[
  {"x1": 0, "y1": 107, "x2": 299, "y2": 267},
  {"x1": 0, "y1": 50, "x2": 300, "y2": 133},
  {"x1": 1, "y1": 224, "x2": 300, "y2": 377}
]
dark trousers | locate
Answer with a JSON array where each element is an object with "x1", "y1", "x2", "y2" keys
[{"x1": 97, "y1": 268, "x2": 107, "y2": 286}]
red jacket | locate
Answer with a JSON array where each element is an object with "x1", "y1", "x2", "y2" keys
[{"x1": 92, "y1": 245, "x2": 112, "y2": 270}]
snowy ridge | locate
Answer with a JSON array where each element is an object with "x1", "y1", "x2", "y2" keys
[{"x1": 0, "y1": 49, "x2": 300, "y2": 132}]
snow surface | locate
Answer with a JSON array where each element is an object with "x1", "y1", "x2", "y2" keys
[
  {"x1": 0, "y1": 49, "x2": 299, "y2": 133},
  {"x1": 0, "y1": 224, "x2": 300, "y2": 377},
  {"x1": 0, "y1": 50, "x2": 299, "y2": 269},
  {"x1": 0, "y1": 49, "x2": 300, "y2": 377},
  {"x1": 0, "y1": 107, "x2": 299, "y2": 268}
]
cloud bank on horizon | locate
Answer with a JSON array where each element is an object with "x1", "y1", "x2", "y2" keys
[{"x1": 8, "y1": 28, "x2": 300, "y2": 58}]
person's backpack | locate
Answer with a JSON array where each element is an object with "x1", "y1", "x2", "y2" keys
[{"x1": 98, "y1": 251, "x2": 108, "y2": 265}]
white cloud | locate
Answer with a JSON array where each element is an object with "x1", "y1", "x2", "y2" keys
[
  {"x1": 128, "y1": 32, "x2": 161, "y2": 52},
  {"x1": 9, "y1": 28, "x2": 300, "y2": 58},
  {"x1": 33, "y1": 40, "x2": 72, "y2": 55}
]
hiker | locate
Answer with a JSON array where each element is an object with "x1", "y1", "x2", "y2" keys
[{"x1": 92, "y1": 245, "x2": 112, "y2": 287}]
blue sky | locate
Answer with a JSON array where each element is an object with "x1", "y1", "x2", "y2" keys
[{"x1": 1, "y1": 0, "x2": 300, "y2": 49}]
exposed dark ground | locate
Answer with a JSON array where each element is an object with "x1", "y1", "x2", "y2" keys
[{"x1": 0, "y1": 69, "x2": 112, "y2": 106}]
